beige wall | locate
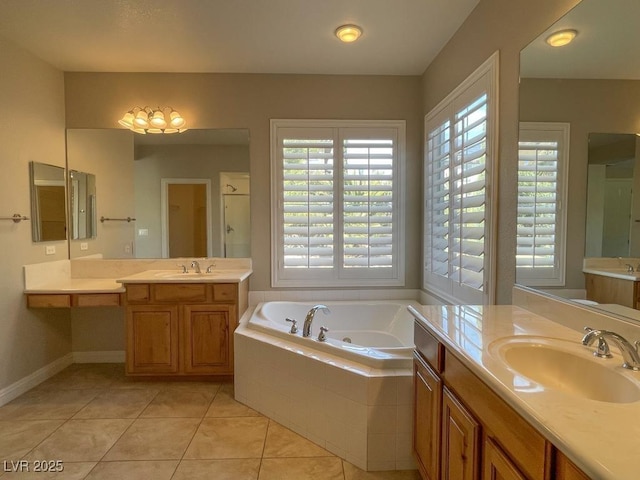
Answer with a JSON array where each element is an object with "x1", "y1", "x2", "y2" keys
[
  {"x1": 0, "y1": 37, "x2": 70, "y2": 390},
  {"x1": 421, "y1": 0, "x2": 581, "y2": 304},
  {"x1": 519, "y1": 78, "x2": 640, "y2": 290},
  {"x1": 64, "y1": 73, "x2": 423, "y2": 291}
]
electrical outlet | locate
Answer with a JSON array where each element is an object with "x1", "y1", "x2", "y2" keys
[
  {"x1": 80, "y1": 242, "x2": 89, "y2": 251},
  {"x1": 45, "y1": 245, "x2": 56, "y2": 255},
  {"x1": 138, "y1": 228, "x2": 149, "y2": 236}
]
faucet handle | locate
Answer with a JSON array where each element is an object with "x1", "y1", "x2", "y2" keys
[
  {"x1": 318, "y1": 326, "x2": 329, "y2": 342},
  {"x1": 177, "y1": 264, "x2": 188, "y2": 273},
  {"x1": 285, "y1": 318, "x2": 298, "y2": 334},
  {"x1": 206, "y1": 263, "x2": 216, "y2": 273},
  {"x1": 594, "y1": 336, "x2": 612, "y2": 358}
]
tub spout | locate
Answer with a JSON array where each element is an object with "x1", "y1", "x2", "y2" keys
[{"x1": 302, "y1": 304, "x2": 330, "y2": 338}]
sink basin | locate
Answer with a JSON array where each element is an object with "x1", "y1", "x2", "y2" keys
[
  {"x1": 152, "y1": 270, "x2": 239, "y2": 280},
  {"x1": 491, "y1": 336, "x2": 640, "y2": 403}
]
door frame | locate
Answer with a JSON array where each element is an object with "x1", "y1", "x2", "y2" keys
[{"x1": 160, "y1": 178, "x2": 213, "y2": 258}]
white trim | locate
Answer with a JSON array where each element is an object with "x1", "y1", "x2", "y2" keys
[
  {"x1": 160, "y1": 178, "x2": 213, "y2": 258},
  {"x1": 0, "y1": 353, "x2": 73, "y2": 407},
  {"x1": 73, "y1": 350, "x2": 125, "y2": 363}
]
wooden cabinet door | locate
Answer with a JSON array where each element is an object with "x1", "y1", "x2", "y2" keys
[
  {"x1": 483, "y1": 437, "x2": 526, "y2": 480},
  {"x1": 555, "y1": 450, "x2": 591, "y2": 480},
  {"x1": 183, "y1": 304, "x2": 235, "y2": 374},
  {"x1": 414, "y1": 354, "x2": 442, "y2": 480},
  {"x1": 127, "y1": 305, "x2": 179, "y2": 374},
  {"x1": 441, "y1": 387, "x2": 480, "y2": 480}
]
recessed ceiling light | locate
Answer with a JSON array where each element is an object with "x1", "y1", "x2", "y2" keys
[
  {"x1": 335, "y1": 24, "x2": 363, "y2": 43},
  {"x1": 545, "y1": 29, "x2": 578, "y2": 47}
]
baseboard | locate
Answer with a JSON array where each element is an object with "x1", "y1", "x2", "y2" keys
[
  {"x1": 73, "y1": 350, "x2": 125, "y2": 363},
  {"x1": 0, "y1": 353, "x2": 74, "y2": 407}
]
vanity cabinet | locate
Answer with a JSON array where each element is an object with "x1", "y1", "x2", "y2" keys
[
  {"x1": 584, "y1": 272, "x2": 640, "y2": 309},
  {"x1": 124, "y1": 280, "x2": 247, "y2": 377},
  {"x1": 413, "y1": 319, "x2": 591, "y2": 480}
]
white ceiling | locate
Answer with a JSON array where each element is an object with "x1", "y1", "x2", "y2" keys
[{"x1": 0, "y1": 0, "x2": 479, "y2": 75}]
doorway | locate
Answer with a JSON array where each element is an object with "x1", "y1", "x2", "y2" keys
[{"x1": 161, "y1": 179, "x2": 212, "y2": 258}]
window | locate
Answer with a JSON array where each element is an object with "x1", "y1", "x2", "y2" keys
[
  {"x1": 270, "y1": 120, "x2": 405, "y2": 287},
  {"x1": 516, "y1": 122, "x2": 569, "y2": 286},
  {"x1": 423, "y1": 53, "x2": 498, "y2": 304}
]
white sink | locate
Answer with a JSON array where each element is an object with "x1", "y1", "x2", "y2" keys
[{"x1": 490, "y1": 336, "x2": 640, "y2": 403}]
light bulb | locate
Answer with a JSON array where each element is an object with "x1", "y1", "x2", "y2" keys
[
  {"x1": 149, "y1": 109, "x2": 167, "y2": 128},
  {"x1": 545, "y1": 29, "x2": 577, "y2": 47},
  {"x1": 335, "y1": 24, "x2": 363, "y2": 43}
]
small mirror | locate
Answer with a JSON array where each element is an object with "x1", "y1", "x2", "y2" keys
[
  {"x1": 29, "y1": 161, "x2": 67, "y2": 242},
  {"x1": 69, "y1": 170, "x2": 97, "y2": 240}
]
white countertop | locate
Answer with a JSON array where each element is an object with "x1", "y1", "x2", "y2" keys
[
  {"x1": 409, "y1": 304, "x2": 640, "y2": 480},
  {"x1": 582, "y1": 267, "x2": 640, "y2": 281},
  {"x1": 24, "y1": 278, "x2": 125, "y2": 294},
  {"x1": 116, "y1": 268, "x2": 252, "y2": 284}
]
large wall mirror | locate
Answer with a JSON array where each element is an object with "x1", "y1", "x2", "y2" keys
[
  {"x1": 518, "y1": 0, "x2": 640, "y2": 318},
  {"x1": 66, "y1": 128, "x2": 250, "y2": 259},
  {"x1": 29, "y1": 161, "x2": 67, "y2": 242}
]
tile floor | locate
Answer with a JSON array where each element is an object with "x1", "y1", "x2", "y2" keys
[{"x1": 0, "y1": 364, "x2": 421, "y2": 479}]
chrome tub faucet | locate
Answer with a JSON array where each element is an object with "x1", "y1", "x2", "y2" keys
[{"x1": 302, "y1": 304, "x2": 330, "y2": 338}]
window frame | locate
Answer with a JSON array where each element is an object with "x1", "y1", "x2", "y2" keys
[
  {"x1": 270, "y1": 119, "x2": 406, "y2": 288},
  {"x1": 516, "y1": 121, "x2": 570, "y2": 287},
  {"x1": 422, "y1": 52, "x2": 499, "y2": 305}
]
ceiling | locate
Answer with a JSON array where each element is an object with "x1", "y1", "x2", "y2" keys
[
  {"x1": 520, "y1": 0, "x2": 640, "y2": 79},
  {"x1": 0, "y1": 0, "x2": 479, "y2": 76}
]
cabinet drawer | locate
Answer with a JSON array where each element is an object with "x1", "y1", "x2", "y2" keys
[
  {"x1": 444, "y1": 350, "x2": 549, "y2": 480},
  {"x1": 72, "y1": 293, "x2": 121, "y2": 307},
  {"x1": 213, "y1": 283, "x2": 237, "y2": 301},
  {"x1": 414, "y1": 321, "x2": 443, "y2": 373},
  {"x1": 27, "y1": 294, "x2": 71, "y2": 308},
  {"x1": 126, "y1": 284, "x2": 150, "y2": 302},
  {"x1": 153, "y1": 284, "x2": 207, "y2": 302}
]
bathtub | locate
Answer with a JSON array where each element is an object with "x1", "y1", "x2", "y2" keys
[
  {"x1": 234, "y1": 299, "x2": 419, "y2": 471},
  {"x1": 247, "y1": 300, "x2": 416, "y2": 368}
]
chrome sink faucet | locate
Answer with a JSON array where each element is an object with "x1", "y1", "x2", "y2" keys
[
  {"x1": 302, "y1": 304, "x2": 330, "y2": 338},
  {"x1": 582, "y1": 327, "x2": 640, "y2": 370},
  {"x1": 191, "y1": 260, "x2": 201, "y2": 273}
]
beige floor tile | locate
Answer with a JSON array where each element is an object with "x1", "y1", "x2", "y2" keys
[
  {"x1": 73, "y1": 389, "x2": 159, "y2": 419},
  {"x1": 37, "y1": 364, "x2": 120, "y2": 390},
  {"x1": 263, "y1": 421, "x2": 334, "y2": 458},
  {"x1": 84, "y1": 460, "x2": 179, "y2": 480},
  {"x1": 258, "y1": 457, "x2": 344, "y2": 480},
  {"x1": 140, "y1": 390, "x2": 213, "y2": 418},
  {"x1": 342, "y1": 462, "x2": 421, "y2": 480},
  {"x1": 173, "y1": 459, "x2": 261, "y2": 480},
  {"x1": 161, "y1": 381, "x2": 222, "y2": 394},
  {"x1": 103, "y1": 417, "x2": 201, "y2": 461},
  {"x1": 206, "y1": 386, "x2": 261, "y2": 417},
  {"x1": 0, "y1": 389, "x2": 103, "y2": 421},
  {"x1": 0, "y1": 462, "x2": 96, "y2": 479},
  {"x1": 0, "y1": 420, "x2": 64, "y2": 460},
  {"x1": 24, "y1": 419, "x2": 132, "y2": 462},
  {"x1": 184, "y1": 417, "x2": 269, "y2": 459}
]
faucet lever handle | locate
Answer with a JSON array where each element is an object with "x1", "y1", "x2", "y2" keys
[
  {"x1": 177, "y1": 264, "x2": 188, "y2": 273},
  {"x1": 285, "y1": 318, "x2": 298, "y2": 334},
  {"x1": 318, "y1": 326, "x2": 329, "y2": 342},
  {"x1": 594, "y1": 336, "x2": 612, "y2": 358}
]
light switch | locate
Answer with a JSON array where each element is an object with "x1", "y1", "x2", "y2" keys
[{"x1": 138, "y1": 228, "x2": 149, "y2": 236}]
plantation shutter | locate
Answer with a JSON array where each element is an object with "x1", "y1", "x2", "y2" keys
[
  {"x1": 423, "y1": 52, "x2": 497, "y2": 304},
  {"x1": 281, "y1": 132, "x2": 335, "y2": 269},
  {"x1": 516, "y1": 123, "x2": 569, "y2": 286},
  {"x1": 342, "y1": 131, "x2": 396, "y2": 269},
  {"x1": 271, "y1": 120, "x2": 405, "y2": 287}
]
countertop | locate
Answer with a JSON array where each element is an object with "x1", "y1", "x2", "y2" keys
[
  {"x1": 582, "y1": 267, "x2": 640, "y2": 281},
  {"x1": 409, "y1": 304, "x2": 640, "y2": 480},
  {"x1": 23, "y1": 278, "x2": 125, "y2": 294}
]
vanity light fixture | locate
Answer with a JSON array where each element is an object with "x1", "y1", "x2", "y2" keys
[
  {"x1": 545, "y1": 29, "x2": 578, "y2": 47},
  {"x1": 335, "y1": 24, "x2": 363, "y2": 43},
  {"x1": 118, "y1": 106, "x2": 187, "y2": 134}
]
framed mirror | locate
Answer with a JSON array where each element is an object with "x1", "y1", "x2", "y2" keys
[
  {"x1": 29, "y1": 161, "x2": 67, "y2": 242},
  {"x1": 69, "y1": 170, "x2": 97, "y2": 240},
  {"x1": 517, "y1": 0, "x2": 640, "y2": 319}
]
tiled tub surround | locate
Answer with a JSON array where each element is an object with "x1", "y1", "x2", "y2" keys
[
  {"x1": 412, "y1": 290, "x2": 640, "y2": 480},
  {"x1": 235, "y1": 301, "x2": 418, "y2": 472}
]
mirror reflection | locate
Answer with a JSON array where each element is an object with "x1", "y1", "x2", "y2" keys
[
  {"x1": 518, "y1": 0, "x2": 640, "y2": 318},
  {"x1": 29, "y1": 161, "x2": 67, "y2": 242},
  {"x1": 66, "y1": 128, "x2": 250, "y2": 259},
  {"x1": 69, "y1": 170, "x2": 97, "y2": 240}
]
